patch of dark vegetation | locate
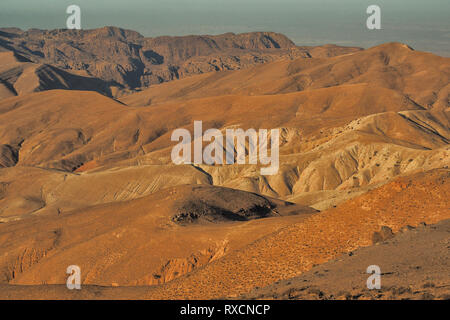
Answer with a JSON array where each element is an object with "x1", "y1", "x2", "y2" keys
[
  {"x1": 170, "y1": 186, "x2": 279, "y2": 225},
  {"x1": 172, "y1": 199, "x2": 273, "y2": 225}
]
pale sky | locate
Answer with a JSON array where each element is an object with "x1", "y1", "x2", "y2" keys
[{"x1": 1, "y1": 0, "x2": 449, "y2": 56}]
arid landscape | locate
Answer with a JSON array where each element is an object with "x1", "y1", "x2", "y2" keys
[{"x1": 0, "y1": 26, "x2": 449, "y2": 300}]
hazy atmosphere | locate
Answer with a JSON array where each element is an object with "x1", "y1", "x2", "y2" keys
[{"x1": 1, "y1": 0, "x2": 449, "y2": 56}]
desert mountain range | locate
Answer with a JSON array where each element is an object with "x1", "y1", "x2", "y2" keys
[
  {"x1": 0, "y1": 27, "x2": 448, "y2": 299},
  {"x1": 0, "y1": 26, "x2": 361, "y2": 98}
]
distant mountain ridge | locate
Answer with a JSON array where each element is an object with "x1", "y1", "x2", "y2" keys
[{"x1": 0, "y1": 26, "x2": 362, "y2": 96}]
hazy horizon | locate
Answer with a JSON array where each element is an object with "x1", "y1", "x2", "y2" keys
[{"x1": 1, "y1": 0, "x2": 449, "y2": 56}]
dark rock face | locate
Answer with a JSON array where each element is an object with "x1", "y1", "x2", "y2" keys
[
  {"x1": 372, "y1": 226, "x2": 395, "y2": 244},
  {"x1": 0, "y1": 144, "x2": 18, "y2": 168}
]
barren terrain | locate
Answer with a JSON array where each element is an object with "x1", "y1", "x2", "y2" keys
[{"x1": 0, "y1": 28, "x2": 448, "y2": 300}]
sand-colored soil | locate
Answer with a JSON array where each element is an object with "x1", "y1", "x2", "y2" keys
[
  {"x1": 242, "y1": 219, "x2": 450, "y2": 300},
  {"x1": 0, "y1": 31, "x2": 448, "y2": 300}
]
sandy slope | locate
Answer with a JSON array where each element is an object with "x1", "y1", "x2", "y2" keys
[
  {"x1": 4, "y1": 221, "x2": 448, "y2": 300},
  {"x1": 242, "y1": 219, "x2": 450, "y2": 300},
  {"x1": 0, "y1": 51, "x2": 111, "y2": 100}
]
